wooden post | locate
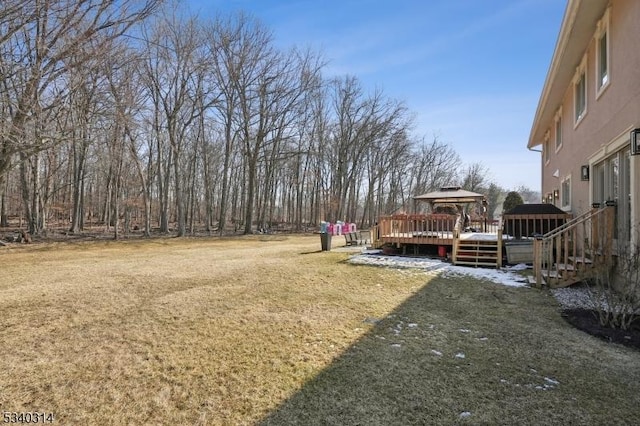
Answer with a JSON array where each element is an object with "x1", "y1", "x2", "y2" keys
[
  {"x1": 452, "y1": 229, "x2": 459, "y2": 265},
  {"x1": 604, "y1": 205, "x2": 615, "y2": 262},
  {"x1": 496, "y1": 230, "x2": 503, "y2": 268},
  {"x1": 534, "y1": 237, "x2": 542, "y2": 288},
  {"x1": 591, "y1": 207, "x2": 600, "y2": 255}
]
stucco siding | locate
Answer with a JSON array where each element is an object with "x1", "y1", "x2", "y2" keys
[{"x1": 540, "y1": 0, "x2": 640, "y2": 223}]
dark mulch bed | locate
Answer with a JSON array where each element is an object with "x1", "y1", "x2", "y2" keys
[{"x1": 562, "y1": 308, "x2": 640, "y2": 350}]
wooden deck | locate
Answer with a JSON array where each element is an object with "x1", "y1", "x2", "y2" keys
[
  {"x1": 372, "y1": 214, "x2": 504, "y2": 267},
  {"x1": 373, "y1": 214, "x2": 501, "y2": 247},
  {"x1": 371, "y1": 208, "x2": 577, "y2": 270}
]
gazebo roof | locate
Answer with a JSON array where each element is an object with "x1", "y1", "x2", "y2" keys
[{"x1": 413, "y1": 187, "x2": 485, "y2": 204}]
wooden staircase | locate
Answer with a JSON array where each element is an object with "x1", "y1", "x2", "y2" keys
[
  {"x1": 533, "y1": 205, "x2": 615, "y2": 288},
  {"x1": 453, "y1": 231, "x2": 503, "y2": 268}
]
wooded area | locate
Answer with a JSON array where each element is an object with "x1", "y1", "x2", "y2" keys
[{"x1": 0, "y1": 1, "x2": 525, "y2": 238}]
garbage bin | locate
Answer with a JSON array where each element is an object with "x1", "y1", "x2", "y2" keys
[{"x1": 320, "y1": 232, "x2": 332, "y2": 251}]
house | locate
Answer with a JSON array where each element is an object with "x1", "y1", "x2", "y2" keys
[{"x1": 528, "y1": 0, "x2": 640, "y2": 249}]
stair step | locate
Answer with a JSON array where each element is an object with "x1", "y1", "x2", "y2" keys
[
  {"x1": 454, "y1": 261, "x2": 499, "y2": 267},
  {"x1": 549, "y1": 276, "x2": 585, "y2": 288},
  {"x1": 555, "y1": 263, "x2": 575, "y2": 271},
  {"x1": 457, "y1": 255, "x2": 498, "y2": 261},
  {"x1": 541, "y1": 270, "x2": 560, "y2": 279},
  {"x1": 567, "y1": 256, "x2": 593, "y2": 264}
]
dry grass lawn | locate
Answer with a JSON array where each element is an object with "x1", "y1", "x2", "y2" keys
[{"x1": 1, "y1": 235, "x2": 639, "y2": 425}]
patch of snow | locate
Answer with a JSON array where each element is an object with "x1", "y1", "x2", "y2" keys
[
  {"x1": 348, "y1": 253, "x2": 528, "y2": 287},
  {"x1": 544, "y1": 377, "x2": 560, "y2": 386},
  {"x1": 408, "y1": 323, "x2": 418, "y2": 328},
  {"x1": 348, "y1": 253, "x2": 447, "y2": 270},
  {"x1": 431, "y1": 350, "x2": 443, "y2": 356},
  {"x1": 455, "y1": 352, "x2": 465, "y2": 359},
  {"x1": 391, "y1": 343, "x2": 402, "y2": 348},
  {"x1": 504, "y1": 263, "x2": 530, "y2": 271},
  {"x1": 478, "y1": 337, "x2": 488, "y2": 341},
  {"x1": 443, "y1": 265, "x2": 527, "y2": 287},
  {"x1": 458, "y1": 328, "x2": 471, "y2": 333},
  {"x1": 459, "y1": 411, "x2": 472, "y2": 418}
]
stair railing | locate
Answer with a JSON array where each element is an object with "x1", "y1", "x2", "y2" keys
[{"x1": 534, "y1": 205, "x2": 615, "y2": 288}]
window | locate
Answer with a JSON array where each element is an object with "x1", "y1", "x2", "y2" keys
[
  {"x1": 561, "y1": 176, "x2": 571, "y2": 210},
  {"x1": 554, "y1": 110, "x2": 562, "y2": 151},
  {"x1": 574, "y1": 68, "x2": 587, "y2": 124},
  {"x1": 544, "y1": 134, "x2": 550, "y2": 164},
  {"x1": 596, "y1": 9, "x2": 610, "y2": 95}
]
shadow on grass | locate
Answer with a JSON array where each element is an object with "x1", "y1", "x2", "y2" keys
[
  {"x1": 299, "y1": 250, "x2": 324, "y2": 255},
  {"x1": 259, "y1": 274, "x2": 640, "y2": 425}
]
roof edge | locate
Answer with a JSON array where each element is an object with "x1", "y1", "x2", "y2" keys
[{"x1": 527, "y1": 0, "x2": 580, "y2": 149}]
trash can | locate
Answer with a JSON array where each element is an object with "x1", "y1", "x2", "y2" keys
[{"x1": 320, "y1": 233, "x2": 332, "y2": 251}]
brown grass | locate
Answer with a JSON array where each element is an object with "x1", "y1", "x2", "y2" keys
[
  {"x1": 1, "y1": 235, "x2": 639, "y2": 425},
  {"x1": 0, "y1": 236, "x2": 429, "y2": 424}
]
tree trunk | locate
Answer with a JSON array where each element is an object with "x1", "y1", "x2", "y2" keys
[
  {"x1": 243, "y1": 154, "x2": 258, "y2": 234},
  {"x1": 70, "y1": 137, "x2": 88, "y2": 233},
  {"x1": 0, "y1": 177, "x2": 8, "y2": 227}
]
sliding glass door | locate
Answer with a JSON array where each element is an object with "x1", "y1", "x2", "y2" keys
[{"x1": 592, "y1": 147, "x2": 631, "y2": 244}]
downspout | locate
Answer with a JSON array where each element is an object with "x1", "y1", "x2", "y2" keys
[{"x1": 528, "y1": 146, "x2": 544, "y2": 202}]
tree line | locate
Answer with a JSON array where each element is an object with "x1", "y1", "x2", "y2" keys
[{"x1": 0, "y1": 1, "x2": 536, "y2": 238}]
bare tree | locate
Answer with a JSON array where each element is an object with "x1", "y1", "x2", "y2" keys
[
  {"x1": 1, "y1": 3, "x2": 522, "y2": 238},
  {"x1": 407, "y1": 137, "x2": 460, "y2": 201},
  {"x1": 459, "y1": 162, "x2": 490, "y2": 194},
  {"x1": 107, "y1": 45, "x2": 153, "y2": 236},
  {"x1": 142, "y1": 9, "x2": 214, "y2": 236},
  {"x1": 205, "y1": 13, "x2": 266, "y2": 234},
  {"x1": 0, "y1": 0, "x2": 160, "y2": 192},
  {"x1": 485, "y1": 182, "x2": 504, "y2": 220},
  {"x1": 237, "y1": 42, "x2": 321, "y2": 234},
  {"x1": 326, "y1": 76, "x2": 410, "y2": 222}
]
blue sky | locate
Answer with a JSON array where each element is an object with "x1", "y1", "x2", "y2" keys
[{"x1": 185, "y1": 0, "x2": 566, "y2": 191}]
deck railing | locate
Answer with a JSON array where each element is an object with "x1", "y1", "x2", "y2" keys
[
  {"x1": 502, "y1": 212, "x2": 572, "y2": 239},
  {"x1": 373, "y1": 214, "x2": 458, "y2": 248},
  {"x1": 468, "y1": 219, "x2": 501, "y2": 234}
]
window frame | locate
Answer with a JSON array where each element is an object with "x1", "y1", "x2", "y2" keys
[
  {"x1": 573, "y1": 58, "x2": 587, "y2": 126},
  {"x1": 590, "y1": 129, "x2": 632, "y2": 246},
  {"x1": 595, "y1": 8, "x2": 610, "y2": 98},
  {"x1": 554, "y1": 109, "x2": 563, "y2": 152},
  {"x1": 544, "y1": 132, "x2": 550, "y2": 165}
]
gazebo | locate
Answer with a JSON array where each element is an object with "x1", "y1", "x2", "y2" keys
[
  {"x1": 371, "y1": 186, "x2": 502, "y2": 267},
  {"x1": 413, "y1": 186, "x2": 486, "y2": 206}
]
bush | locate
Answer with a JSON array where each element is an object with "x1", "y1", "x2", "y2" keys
[
  {"x1": 502, "y1": 191, "x2": 524, "y2": 214},
  {"x1": 586, "y1": 239, "x2": 640, "y2": 330}
]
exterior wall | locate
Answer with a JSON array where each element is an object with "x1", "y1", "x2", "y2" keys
[{"x1": 539, "y1": 0, "x2": 640, "y2": 242}]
